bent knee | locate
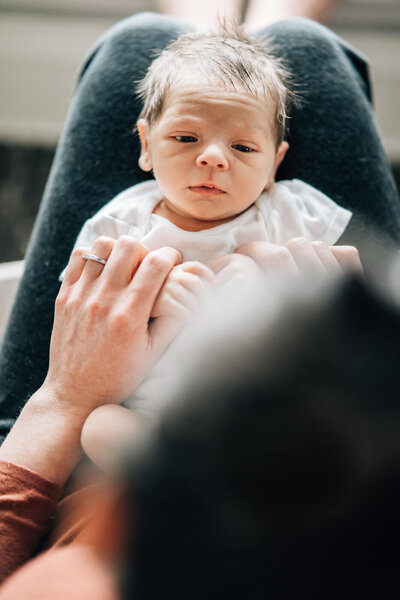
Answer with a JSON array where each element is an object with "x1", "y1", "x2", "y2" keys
[
  {"x1": 99, "y1": 11, "x2": 192, "y2": 50},
  {"x1": 256, "y1": 16, "x2": 339, "y2": 61}
]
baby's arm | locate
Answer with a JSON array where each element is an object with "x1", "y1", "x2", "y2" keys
[{"x1": 81, "y1": 261, "x2": 214, "y2": 471}]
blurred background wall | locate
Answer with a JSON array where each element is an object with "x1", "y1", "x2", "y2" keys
[{"x1": 0, "y1": 0, "x2": 399, "y2": 262}]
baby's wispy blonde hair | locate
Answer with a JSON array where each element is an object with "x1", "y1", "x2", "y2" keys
[{"x1": 136, "y1": 23, "x2": 297, "y2": 147}]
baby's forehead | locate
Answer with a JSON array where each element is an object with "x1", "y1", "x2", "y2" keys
[{"x1": 161, "y1": 80, "x2": 274, "y2": 120}]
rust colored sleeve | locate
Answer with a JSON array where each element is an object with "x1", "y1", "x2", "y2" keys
[{"x1": 0, "y1": 460, "x2": 62, "y2": 583}]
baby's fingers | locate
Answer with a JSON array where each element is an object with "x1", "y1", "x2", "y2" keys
[
  {"x1": 152, "y1": 279, "x2": 202, "y2": 320},
  {"x1": 212, "y1": 253, "x2": 260, "y2": 286},
  {"x1": 159, "y1": 292, "x2": 197, "y2": 321},
  {"x1": 176, "y1": 271, "x2": 210, "y2": 300},
  {"x1": 177, "y1": 261, "x2": 215, "y2": 283}
]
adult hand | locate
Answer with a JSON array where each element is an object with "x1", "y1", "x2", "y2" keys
[
  {"x1": 45, "y1": 235, "x2": 183, "y2": 416},
  {"x1": 211, "y1": 238, "x2": 362, "y2": 297},
  {"x1": 236, "y1": 238, "x2": 363, "y2": 279},
  {"x1": 0, "y1": 235, "x2": 182, "y2": 484}
]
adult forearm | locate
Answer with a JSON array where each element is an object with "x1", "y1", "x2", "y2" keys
[{"x1": 0, "y1": 384, "x2": 85, "y2": 486}]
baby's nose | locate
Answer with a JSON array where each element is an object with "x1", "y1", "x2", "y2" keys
[{"x1": 196, "y1": 144, "x2": 228, "y2": 170}]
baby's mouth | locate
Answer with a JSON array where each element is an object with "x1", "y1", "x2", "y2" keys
[{"x1": 189, "y1": 184, "x2": 226, "y2": 196}]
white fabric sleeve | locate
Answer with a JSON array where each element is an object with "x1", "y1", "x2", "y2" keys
[
  {"x1": 73, "y1": 214, "x2": 133, "y2": 248},
  {"x1": 59, "y1": 214, "x2": 134, "y2": 281},
  {"x1": 259, "y1": 179, "x2": 353, "y2": 246},
  {"x1": 58, "y1": 182, "x2": 155, "y2": 280}
]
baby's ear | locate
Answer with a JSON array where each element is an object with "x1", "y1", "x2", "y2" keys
[
  {"x1": 137, "y1": 119, "x2": 153, "y2": 172},
  {"x1": 265, "y1": 141, "x2": 289, "y2": 190}
]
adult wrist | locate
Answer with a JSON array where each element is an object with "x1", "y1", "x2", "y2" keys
[{"x1": 0, "y1": 384, "x2": 88, "y2": 486}]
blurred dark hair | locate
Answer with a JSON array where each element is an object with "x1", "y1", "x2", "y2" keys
[{"x1": 120, "y1": 274, "x2": 400, "y2": 599}]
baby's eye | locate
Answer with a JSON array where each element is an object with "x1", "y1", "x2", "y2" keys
[
  {"x1": 232, "y1": 144, "x2": 253, "y2": 153},
  {"x1": 175, "y1": 136, "x2": 197, "y2": 143}
]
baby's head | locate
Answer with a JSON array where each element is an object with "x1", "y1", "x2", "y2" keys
[{"x1": 136, "y1": 25, "x2": 297, "y2": 230}]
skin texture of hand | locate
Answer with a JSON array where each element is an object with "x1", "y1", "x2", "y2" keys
[
  {"x1": 236, "y1": 238, "x2": 363, "y2": 278},
  {"x1": 0, "y1": 236, "x2": 182, "y2": 485},
  {"x1": 45, "y1": 236, "x2": 185, "y2": 415},
  {"x1": 151, "y1": 261, "x2": 215, "y2": 322},
  {"x1": 211, "y1": 238, "x2": 362, "y2": 295}
]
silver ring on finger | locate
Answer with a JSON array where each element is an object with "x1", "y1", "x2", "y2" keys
[{"x1": 82, "y1": 253, "x2": 107, "y2": 266}]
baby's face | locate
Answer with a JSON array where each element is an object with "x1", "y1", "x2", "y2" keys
[{"x1": 138, "y1": 85, "x2": 288, "y2": 230}]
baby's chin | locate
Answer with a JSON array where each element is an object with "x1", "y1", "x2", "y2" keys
[{"x1": 156, "y1": 198, "x2": 241, "y2": 231}]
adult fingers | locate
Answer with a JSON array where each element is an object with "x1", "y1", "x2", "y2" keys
[
  {"x1": 311, "y1": 241, "x2": 342, "y2": 274},
  {"x1": 101, "y1": 235, "x2": 149, "y2": 286},
  {"x1": 79, "y1": 236, "x2": 115, "y2": 284},
  {"x1": 128, "y1": 246, "x2": 182, "y2": 319},
  {"x1": 330, "y1": 245, "x2": 363, "y2": 274},
  {"x1": 61, "y1": 246, "x2": 91, "y2": 288},
  {"x1": 285, "y1": 238, "x2": 327, "y2": 276}
]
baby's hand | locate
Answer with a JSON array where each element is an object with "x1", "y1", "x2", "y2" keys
[
  {"x1": 212, "y1": 252, "x2": 261, "y2": 292},
  {"x1": 151, "y1": 261, "x2": 214, "y2": 322}
]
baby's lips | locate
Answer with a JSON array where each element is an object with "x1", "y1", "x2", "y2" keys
[
  {"x1": 189, "y1": 184, "x2": 226, "y2": 195},
  {"x1": 195, "y1": 181, "x2": 224, "y2": 190}
]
